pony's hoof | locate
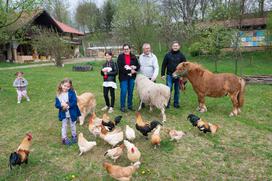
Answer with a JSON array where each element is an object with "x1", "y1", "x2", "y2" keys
[{"x1": 229, "y1": 112, "x2": 237, "y2": 116}]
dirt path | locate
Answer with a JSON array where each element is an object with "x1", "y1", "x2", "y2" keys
[{"x1": 0, "y1": 57, "x2": 101, "y2": 70}]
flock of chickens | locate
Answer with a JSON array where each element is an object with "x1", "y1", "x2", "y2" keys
[{"x1": 9, "y1": 113, "x2": 219, "y2": 181}]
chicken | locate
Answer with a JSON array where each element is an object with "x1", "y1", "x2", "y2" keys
[
  {"x1": 9, "y1": 133, "x2": 32, "y2": 170},
  {"x1": 78, "y1": 132, "x2": 96, "y2": 156},
  {"x1": 169, "y1": 129, "x2": 186, "y2": 141},
  {"x1": 125, "y1": 125, "x2": 136, "y2": 141},
  {"x1": 89, "y1": 113, "x2": 102, "y2": 137},
  {"x1": 104, "y1": 144, "x2": 125, "y2": 162},
  {"x1": 123, "y1": 140, "x2": 141, "y2": 163},
  {"x1": 187, "y1": 114, "x2": 220, "y2": 134},
  {"x1": 151, "y1": 125, "x2": 161, "y2": 149},
  {"x1": 135, "y1": 112, "x2": 162, "y2": 139},
  {"x1": 103, "y1": 161, "x2": 141, "y2": 181},
  {"x1": 100, "y1": 125, "x2": 124, "y2": 147},
  {"x1": 102, "y1": 114, "x2": 123, "y2": 131}
]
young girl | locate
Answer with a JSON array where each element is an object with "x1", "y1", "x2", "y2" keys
[
  {"x1": 55, "y1": 78, "x2": 81, "y2": 145},
  {"x1": 13, "y1": 72, "x2": 30, "y2": 104},
  {"x1": 101, "y1": 51, "x2": 118, "y2": 113}
]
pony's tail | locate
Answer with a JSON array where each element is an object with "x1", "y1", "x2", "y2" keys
[{"x1": 238, "y1": 78, "x2": 246, "y2": 107}]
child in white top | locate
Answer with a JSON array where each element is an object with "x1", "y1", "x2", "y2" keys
[{"x1": 13, "y1": 72, "x2": 30, "y2": 104}]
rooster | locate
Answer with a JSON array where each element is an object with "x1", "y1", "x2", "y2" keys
[
  {"x1": 168, "y1": 129, "x2": 186, "y2": 141},
  {"x1": 125, "y1": 125, "x2": 136, "y2": 141},
  {"x1": 151, "y1": 125, "x2": 161, "y2": 149},
  {"x1": 100, "y1": 125, "x2": 124, "y2": 147},
  {"x1": 9, "y1": 133, "x2": 32, "y2": 170},
  {"x1": 123, "y1": 140, "x2": 141, "y2": 163},
  {"x1": 104, "y1": 144, "x2": 125, "y2": 162},
  {"x1": 135, "y1": 112, "x2": 162, "y2": 139},
  {"x1": 102, "y1": 114, "x2": 122, "y2": 131},
  {"x1": 89, "y1": 113, "x2": 102, "y2": 137},
  {"x1": 187, "y1": 114, "x2": 220, "y2": 134},
  {"x1": 78, "y1": 132, "x2": 97, "y2": 156},
  {"x1": 103, "y1": 161, "x2": 141, "y2": 181}
]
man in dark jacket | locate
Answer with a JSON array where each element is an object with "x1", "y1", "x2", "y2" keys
[
  {"x1": 161, "y1": 41, "x2": 186, "y2": 108},
  {"x1": 117, "y1": 44, "x2": 140, "y2": 112}
]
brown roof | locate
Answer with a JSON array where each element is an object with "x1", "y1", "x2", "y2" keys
[
  {"x1": 7, "y1": 10, "x2": 84, "y2": 35},
  {"x1": 197, "y1": 17, "x2": 267, "y2": 29}
]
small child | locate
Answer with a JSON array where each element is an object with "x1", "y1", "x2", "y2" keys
[
  {"x1": 101, "y1": 51, "x2": 118, "y2": 113},
  {"x1": 55, "y1": 78, "x2": 81, "y2": 146},
  {"x1": 13, "y1": 72, "x2": 30, "y2": 104}
]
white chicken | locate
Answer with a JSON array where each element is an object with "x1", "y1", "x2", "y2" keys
[
  {"x1": 100, "y1": 125, "x2": 124, "y2": 147},
  {"x1": 125, "y1": 125, "x2": 136, "y2": 141},
  {"x1": 124, "y1": 140, "x2": 141, "y2": 163},
  {"x1": 78, "y1": 132, "x2": 97, "y2": 156},
  {"x1": 169, "y1": 129, "x2": 186, "y2": 141},
  {"x1": 104, "y1": 144, "x2": 125, "y2": 162},
  {"x1": 89, "y1": 113, "x2": 102, "y2": 137}
]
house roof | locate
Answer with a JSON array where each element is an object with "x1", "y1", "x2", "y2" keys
[
  {"x1": 7, "y1": 10, "x2": 84, "y2": 36},
  {"x1": 53, "y1": 18, "x2": 84, "y2": 35},
  {"x1": 197, "y1": 17, "x2": 267, "y2": 29}
]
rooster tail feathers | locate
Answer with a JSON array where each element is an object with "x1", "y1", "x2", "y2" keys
[
  {"x1": 150, "y1": 120, "x2": 163, "y2": 130},
  {"x1": 114, "y1": 115, "x2": 122, "y2": 125}
]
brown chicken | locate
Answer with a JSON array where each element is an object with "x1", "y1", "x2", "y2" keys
[
  {"x1": 9, "y1": 133, "x2": 32, "y2": 170},
  {"x1": 135, "y1": 112, "x2": 162, "y2": 139},
  {"x1": 104, "y1": 144, "x2": 125, "y2": 162},
  {"x1": 151, "y1": 125, "x2": 161, "y2": 149},
  {"x1": 89, "y1": 113, "x2": 102, "y2": 137},
  {"x1": 103, "y1": 161, "x2": 141, "y2": 181},
  {"x1": 187, "y1": 114, "x2": 220, "y2": 134}
]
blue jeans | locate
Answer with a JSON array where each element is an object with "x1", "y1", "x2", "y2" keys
[
  {"x1": 166, "y1": 75, "x2": 180, "y2": 107},
  {"x1": 120, "y1": 79, "x2": 135, "y2": 109}
]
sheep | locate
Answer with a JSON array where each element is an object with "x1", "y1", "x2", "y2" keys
[{"x1": 135, "y1": 74, "x2": 170, "y2": 122}]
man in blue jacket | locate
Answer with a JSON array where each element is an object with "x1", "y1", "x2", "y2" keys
[{"x1": 161, "y1": 41, "x2": 186, "y2": 108}]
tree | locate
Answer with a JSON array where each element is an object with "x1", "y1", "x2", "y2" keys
[
  {"x1": 44, "y1": 0, "x2": 71, "y2": 24},
  {"x1": 75, "y1": 1, "x2": 101, "y2": 33},
  {"x1": 31, "y1": 27, "x2": 73, "y2": 67},
  {"x1": 101, "y1": 0, "x2": 116, "y2": 32},
  {"x1": 112, "y1": 0, "x2": 160, "y2": 53}
]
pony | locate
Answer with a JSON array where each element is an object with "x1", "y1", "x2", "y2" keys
[{"x1": 172, "y1": 62, "x2": 246, "y2": 116}]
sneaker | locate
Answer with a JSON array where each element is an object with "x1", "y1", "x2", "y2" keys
[
  {"x1": 108, "y1": 107, "x2": 114, "y2": 113},
  {"x1": 101, "y1": 106, "x2": 108, "y2": 111},
  {"x1": 62, "y1": 138, "x2": 71, "y2": 146},
  {"x1": 120, "y1": 107, "x2": 126, "y2": 113},
  {"x1": 71, "y1": 135, "x2": 77, "y2": 144},
  {"x1": 27, "y1": 98, "x2": 30, "y2": 102},
  {"x1": 17, "y1": 101, "x2": 21, "y2": 104},
  {"x1": 174, "y1": 105, "x2": 180, "y2": 108},
  {"x1": 128, "y1": 107, "x2": 135, "y2": 111}
]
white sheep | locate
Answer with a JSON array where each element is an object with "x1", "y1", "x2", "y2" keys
[{"x1": 135, "y1": 74, "x2": 170, "y2": 122}]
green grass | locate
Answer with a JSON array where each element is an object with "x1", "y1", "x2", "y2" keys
[{"x1": 0, "y1": 52, "x2": 272, "y2": 180}]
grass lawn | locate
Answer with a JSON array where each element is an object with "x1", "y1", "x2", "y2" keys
[{"x1": 0, "y1": 52, "x2": 271, "y2": 180}]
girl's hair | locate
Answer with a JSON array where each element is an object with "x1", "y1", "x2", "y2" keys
[
  {"x1": 105, "y1": 51, "x2": 113, "y2": 57},
  {"x1": 15, "y1": 71, "x2": 24, "y2": 76},
  {"x1": 56, "y1": 78, "x2": 74, "y2": 95}
]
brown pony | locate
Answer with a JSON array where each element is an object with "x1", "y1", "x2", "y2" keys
[{"x1": 173, "y1": 62, "x2": 246, "y2": 116}]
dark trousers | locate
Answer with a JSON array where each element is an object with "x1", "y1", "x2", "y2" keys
[{"x1": 103, "y1": 87, "x2": 115, "y2": 108}]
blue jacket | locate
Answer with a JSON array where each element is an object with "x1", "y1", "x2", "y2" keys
[{"x1": 55, "y1": 89, "x2": 81, "y2": 122}]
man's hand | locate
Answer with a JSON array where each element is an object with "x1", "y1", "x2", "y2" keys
[
  {"x1": 161, "y1": 76, "x2": 166, "y2": 81},
  {"x1": 131, "y1": 69, "x2": 136, "y2": 74}
]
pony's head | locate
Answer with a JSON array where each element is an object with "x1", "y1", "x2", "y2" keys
[{"x1": 172, "y1": 62, "x2": 190, "y2": 78}]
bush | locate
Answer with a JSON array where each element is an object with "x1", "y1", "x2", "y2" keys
[{"x1": 189, "y1": 42, "x2": 203, "y2": 57}]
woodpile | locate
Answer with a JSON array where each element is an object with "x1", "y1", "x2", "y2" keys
[{"x1": 243, "y1": 75, "x2": 272, "y2": 84}]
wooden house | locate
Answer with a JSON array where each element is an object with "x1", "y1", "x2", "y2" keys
[{"x1": 0, "y1": 10, "x2": 84, "y2": 63}]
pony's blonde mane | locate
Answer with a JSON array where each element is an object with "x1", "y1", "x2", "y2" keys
[{"x1": 189, "y1": 62, "x2": 212, "y2": 74}]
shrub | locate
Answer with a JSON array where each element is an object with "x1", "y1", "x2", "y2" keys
[{"x1": 189, "y1": 42, "x2": 203, "y2": 57}]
